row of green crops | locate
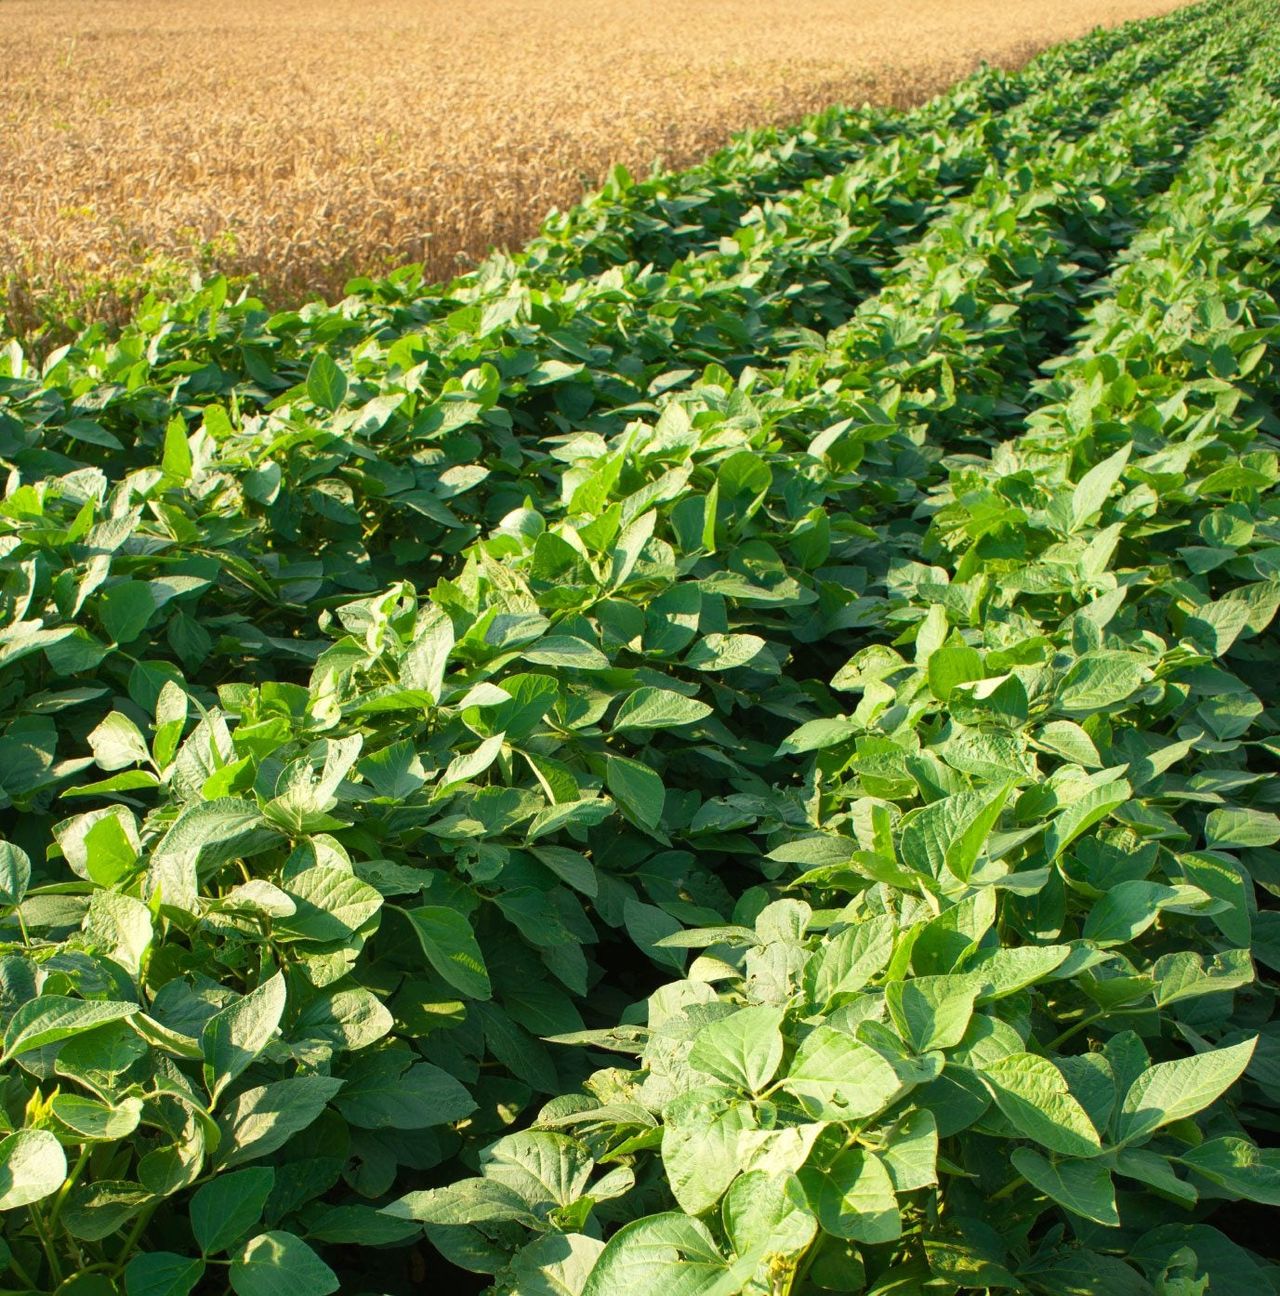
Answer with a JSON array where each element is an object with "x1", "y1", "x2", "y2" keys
[{"x1": 0, "y1": 1, "x2": 1277, "y2": 1293}]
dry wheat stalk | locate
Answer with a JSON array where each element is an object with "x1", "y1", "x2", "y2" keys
[{"x1": 0, "y1": 0, "x2": 1185, "y2": 345}]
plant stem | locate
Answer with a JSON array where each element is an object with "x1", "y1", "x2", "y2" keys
[
  {"x1": 113, "y1": 1200, "x2": 160, "y2": 1272},
  {"x1": 6, "y1": 1247, "x2": 40, "y2": 1290},
  {"x1": 47, "y1": 1144, "x2": 91, "y2": 1234},
  {"x1": 28, "y1": 1205, "x2": 65, "y2": 1285},
  {"x1": 989, "y1": 1174, "x2": 1025, "y2": 1201}
]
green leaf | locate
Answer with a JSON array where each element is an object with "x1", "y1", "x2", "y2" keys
[
  {"x1": 0, "y1": 841, "x2": 31, "y2": 908},
  {"x1": 1069, "y1": 445, "x2": 1130, "y2": 532},
  {"x1": 482, "y1": 1130, "x2": 595, "y2": 1208},
  {"x1": 162, "y1": 415, "x2": 193, "y2": 480},
  {"x1": 202, "y1": 973, "x2": 286, "y2": 1104},
  {"x1": 191, "y1": 1168, "x2": 275, "y2": 1255},
  {"x1": 721, "y1": 1170, "x2": 816, "y2": 1262},
  {"x1": 661, "y1": 1086, "x2": 758, "y2": 1215},
  {"x1": 782, "y1": 1025, "x2": 901, "y2": 1121},
  {"x1": 306, "y1": 352, "x2": 348, "y2": 411},
  {"x1": 878, "y1": 1109, "x2": 939, "y2": 1191},
  {"x1": 605, "y1": 756, "x2": 666, "y2": 831},
  {"x1": 440, "y1": 732, "x2": 506, "y2": 789},
  {"x1": 385, "y1": 1178, "x2": 540, "y2": 1227},
  {"x1": 100, "y1": 582, "x2": 157, "y2": 645},
  {"x1": 333, "y1": 1055, "x2": 475, "y2": 1129},
  {"x1": 1056, "y1": 652, "x2": 1150, "y2": 713},
  {"x1": 404, "y1": 905, "x2": 492, "y2": 999},
  {"x1": 216, "y1": 1076, "x2": 344, "y2": 1168},
  {"x1": 1081, "y1": 880, "x2": 1182, "y2": 946},
  {"x1": 885, "y1": 975, "x2": 978, "y2": 1052},
  {"x1": 0, "y1": 1128, "x2": 67, "y2": 1210},
  {"x1": 87, "y1": 712, "x2": 151, "y2": 771},
  {"x1": 123, "y1": 1253, "x2": 205, "y2": 1296},
  {"x1": 1179, "y1": 1137, "x2": 1280, "y2": 1205},
  {"x1": 510, "y1": 1233, "x2": 608, "y2": 1296},
  {"x1": 582, "y1": 1213, "x2": 732, "y2": 1296},
  {"x1": 944, "y1": 782, "x2": 1012, "y2": 882},
  {"x1": 926, "y1": 645, "x2": 985, "y2": 702},
  {"x1": 799, "y1": 1148, "x2": 900, "y2": 1243},
  {"x1": 1043, "y1": 780, "x2": 1130, "y2": 861},
  {"x1": 613, "y1": 687, "x2": 713, "y2": 733},
  {"x1": 1115, "y1": 1039, "x2": 1256, "y2": 1145},
  {"x1": 522, "y1": 636, "x2": 609, "y2": 670},
  {"x1": 688, "y1": 1006, "x2": 784, "y2": 1093},
  {"x1": 2, "y1": 996, "x2": 138, "y2": 1063},
  {"x1": 979, "y1": 1053, "x2": 1102, "y2": 1157},
  {"x1": 1011, "y1": 1147, "x2": 1118, "y2": 1225},
  {"x1": 230, "y1": 1232, "x2": 339, "y2": 1296},
  {"x1": 802, "y1": 914, "x2": 896, "y2": 1009},
  {"x1": 50, "y1": 1094, "x2": 142, "y2": 1141},
  {"x1": 1204, "y1": 807, "x2": 1280, "y2": 849},
  {"x1": 683, "y1": 633, "x2": 767, "y2": 671}
]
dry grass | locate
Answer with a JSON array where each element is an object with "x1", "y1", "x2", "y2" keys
[{"x1": 0, "y1": 0, "x2": 1186, "y2": 345}]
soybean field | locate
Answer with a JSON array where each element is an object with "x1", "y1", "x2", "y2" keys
[{"x1": 0, "y1": 2, "x2": 1278, "y2": 1295}]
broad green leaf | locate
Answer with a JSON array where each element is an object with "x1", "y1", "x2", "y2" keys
[
  {"x1": 782, "y1": 1025, "x2": 901, "y2": 1120},
  {"x1": 799, "y1": 1148, "x2": 900, "y2": 1243},
  {"x1": 613, "y1": 687, "x2": 713, "y2": 733},
  {"x1": 683, "y1": 633, "x2": 767, "y2": 672},
  {"x1": 1043, "y1": 780, "x2": 1130, "y2": 861},
  {"x1": 50, "y1": 1094, "x2": 142, "y2": 1141},
  {"x1": 216, "y1": 1075, "x2": 344, "y2": 1168},
  {"x1": 100, "y1": 581, "x2": 156, "y2": 645},
  {"x1": 522, "y1": 636, "x2": 609, "y2": 670},
  {"x1": 509, "y1": 1232, "x2": 606, "y2": 1296},
  {"x1": 404, "y1": 905, "x2": 492, "y2": 999},
  {"x1": 721, "y1": 1170, "x2": 816, "y2": 1262},
  {"x1": 1180, "y1": 1137, "x2": 1280, "y2": 1205},
  {"x1": 0, "y1": 841, "x2": 31, "y2": 908},
  {"x1": 1152, "y1": 949, "x2": 1253, "y2": 1007},
  {"x1": 582, "y1": 1213, "x2": 734, "y2": 1296},
  {"x1": 687, "y1": 1006, "x2": 784, "y2": 1093},
  {"x1": 979, "y1": 1053, "x2": 1102, "y2": 1157},
  {"x1": 88, "y1": 712, "x2": 151, "y2": 771},
  {"x1": 123, "y1": 1253, "x2": 205, "y2": 1296},
  {"x1": 333, "y1": 1056, "x2": 475, "y2": 1129},
  {"x1": 661, "y1": 1086, "x2": 759, "y2": 1215},
  {"x1": 1011, "y1": 1147, "x2": 1118, "y2": 1225},
  {"x1": 802, "y1": 914, "x2": 896, "y2": 1008},
  {"x1": 944, "y1": 782, "x2": 1012, "y2": 883},
  {"x1": 966, "y1": 945, "x2": 1071, "y2": 1002},
  {"x1": 191, "y1": 1168, "x2": 275, "y2": 1255},
  {"x1": 482, "y1": 1130, "x2": 594, "y2": 1208},
  {"x1": 0, "y1": 1128, "x2": 67, "y2": 1210},
  {"x1": 926, "y1": 645, "x2": 985, "y2": 702},
  {"x1": 885, "y1": 975, "x2": 978, "y2": 1052},
  {"x1": 1082, "y1": 880, "x2": 1182, "y2": 946},
  {"x1": 202, "y1": 973, "x2": 286, "y2": 1103},
  {"x1": 230, "y1": 1231, "x2": 339, "y2": 1296},
  {"x1": 605, "y1": 756, "x2": 666, "y2": 831},
  {"x1": 1069, "y1": 445, "x2": 1130, "y2": 532},
  {"x1": 277, "y1": 866, "x2": 382, "y2": 943},
  {"x1": 1056, "y1": 652, "x2": 1150, "y2": 714},
  {"x1": 306, "y1": 352, "x2": 348, "y2": 411},
  {"x1": 1204, "y1": 807, "x2": 1280, "y2": 849},
  {"x1": 1115, "y1": 1039, "x2": 1256, "y2": 1145},
  {"x1": 878, "y1": 1109, "x2": 939, "y2": 1191},
  {"x1": 2, "y1": 996, "x2": 138, "y2": 1063},
  {"x1": 385, "y1": 1178, "x2": 540, "y2": 1227}
]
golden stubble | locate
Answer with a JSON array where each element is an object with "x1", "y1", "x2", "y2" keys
[{"x1": 1, "y1": 0, "x2": 1185, "y2": 342}]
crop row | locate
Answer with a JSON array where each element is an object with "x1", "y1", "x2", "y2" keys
[{"x1": 0, "y1": 0, "x2": 1246, "y2": 772}]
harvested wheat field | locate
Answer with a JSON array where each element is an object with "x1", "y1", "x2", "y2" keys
[{"x1": 2, "y1": 0, "x2": 1183, "y2": 342}]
